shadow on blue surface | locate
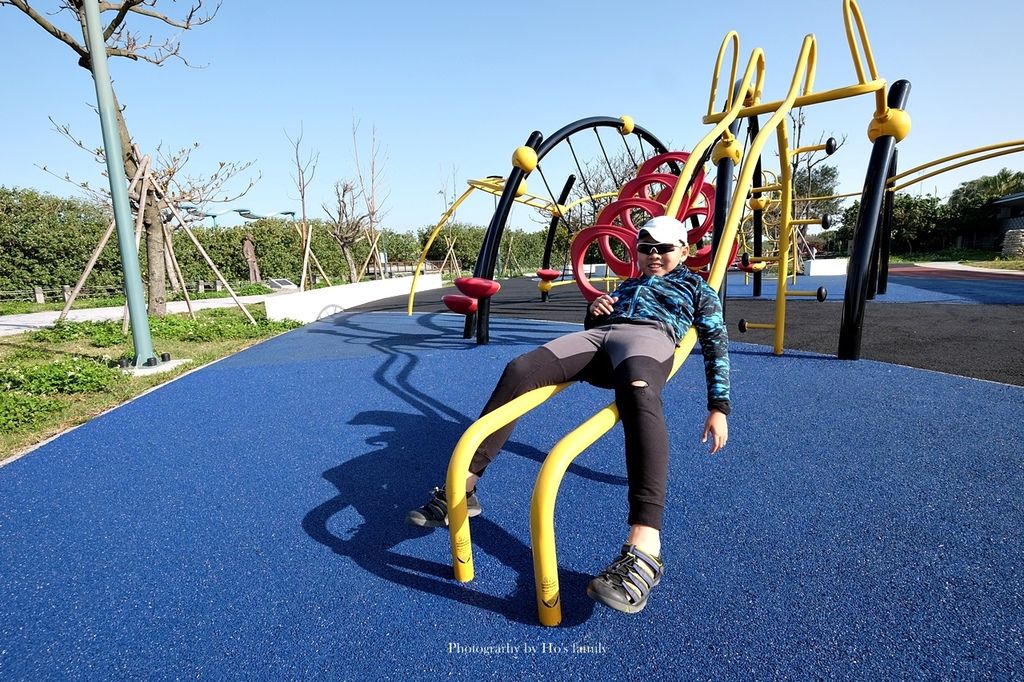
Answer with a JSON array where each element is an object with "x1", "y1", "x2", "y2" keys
[
  {"x1": 300, "y1": 409, "x2": 597, "y2": 627},
  {"x1": 1, "y1": 311, "x2": 1021, "y2": 679}
]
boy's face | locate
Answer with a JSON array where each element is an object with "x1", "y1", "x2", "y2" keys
[{"x1": 636, "y1": 239, "x2": 688, "y2": 276}]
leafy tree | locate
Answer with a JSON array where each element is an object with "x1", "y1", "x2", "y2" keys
[
  {"x1": 946, "y1": 168, "x2": 1024, "y2": 237},
  {"x1": 838, "y1": 193, "x2": 950, "y2": 255},
  {"x1": 2, "y1": 0, "x2": 219, "y2": 315},
  {"x1": 0, "y1": 186, "x2": 120, "y2": 290}
]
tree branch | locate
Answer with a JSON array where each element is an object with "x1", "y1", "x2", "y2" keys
[{"x1": 2, "y1": 0, "x2": 89, "y2": 62}]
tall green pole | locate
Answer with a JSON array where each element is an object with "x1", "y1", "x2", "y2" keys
[{"x1": 82, "y1": 0, "x2": 156, "y2": 366}]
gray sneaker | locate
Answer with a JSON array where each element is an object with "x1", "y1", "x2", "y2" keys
[
  {"x1": 405, "y1": 486, "x2": 482, "y2": 528},
  {"x1": 587, "y1": 544, "x2": 665, "y2": 614}
]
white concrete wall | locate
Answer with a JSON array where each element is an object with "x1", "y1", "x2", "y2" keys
[
  {"x1": 804, "y1": 258, "x2": 849, "y2": 277},
  {"x1": 264, "y1": 274, "x2": 443, "y2": 324}
]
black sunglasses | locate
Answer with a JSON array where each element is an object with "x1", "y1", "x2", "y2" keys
[{"x1": 636, "y1": 242, "x2": 679, "y2": 255}]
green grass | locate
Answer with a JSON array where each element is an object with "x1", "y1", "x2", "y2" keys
[
  {"x1": 0, "y1": 296, "x2": 125, "y2": 316},
  {"x1": 961, "y1": 259, "x2": 1024, "y2": 271},
  {"x1": 0, "y1": 283, "x2": 273, "y2": 316},
  {"x1": 887, "y1": 248, "x2": 998, "y2": 264},
  {"x1": 0, "y1": 305, "x2": 300, "y2": 461}
]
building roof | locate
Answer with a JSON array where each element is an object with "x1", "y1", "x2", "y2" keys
[{"x1": 992, "y1": 191, "x2": 1024, "y2": 207}]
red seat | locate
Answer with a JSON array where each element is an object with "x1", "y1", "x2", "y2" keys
[
  {"x1": 442, "y1": 294, "x2": 478, "y2": 315},
  {"x1": 455, "y1": 277, "x2": 501, "y2": 299},
  {"x1": 536, "y1": 268, "x2": 561, "y2": 281}
]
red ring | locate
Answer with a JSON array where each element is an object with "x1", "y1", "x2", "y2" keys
[{"x1": 570, "y1": 224, "x2": 638, "y2": 302}]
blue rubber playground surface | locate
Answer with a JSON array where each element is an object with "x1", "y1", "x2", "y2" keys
[{"x1": 1, "y1": 309, "x2": 1022, "y2": 679}]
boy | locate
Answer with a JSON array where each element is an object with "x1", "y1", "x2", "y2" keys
[{"x1": 407, "y1": 215, "x2": 730, "y2": 614}]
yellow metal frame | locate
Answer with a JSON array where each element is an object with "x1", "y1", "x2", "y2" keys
[
  {"x1": 406, "y1": 177, "x2": 618, "y2": 314},
  {"x1": 530, "y1": 36, "x2": 821, "y2": 626},
  {"x1": 407, "y1": 186, "x2": 476, "y2": 315},
  {"x1": 444, "y1": 0, "x2": 903, "y2": 627}
]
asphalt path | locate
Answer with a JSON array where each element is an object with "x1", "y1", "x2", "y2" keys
[{"x1": 356, "y1": 269, "x2": 1024, "y2": 386}]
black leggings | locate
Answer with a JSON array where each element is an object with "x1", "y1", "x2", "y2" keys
[{"x1": 469, "y1": 322, "x2": 675, "y2": 530}]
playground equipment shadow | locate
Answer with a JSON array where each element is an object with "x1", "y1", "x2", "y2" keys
[
  {"x1": 0, "y1": 311, "x2": 1020, "y2": 679},
  {"x1": 366, "y1": 268, "x2": 1024, "y2": 386}
]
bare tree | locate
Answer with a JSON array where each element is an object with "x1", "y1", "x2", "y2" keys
[
  {"x1": 286, "y1": 125, "x2": 318, "y2": 290},
  {"x1": 2, "y1": 0, "x2": 221, "y2": 315},
  {"x1": 323, "y1": 181, "x2": 366, "y2": 283},
  {"x1": 352, "y1": 120, "x2": 390, "y2": 280},
  {"x1": 43, "y1": 120, "x2": 258, "y2": 220}
]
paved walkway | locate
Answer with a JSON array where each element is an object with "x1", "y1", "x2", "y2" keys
[
  {"x1": 0, "y1": 294, "x2": 280, "y2": 337},
  {"x1": 913, "y1": 261, "x2": 1024, "y2": 276}
]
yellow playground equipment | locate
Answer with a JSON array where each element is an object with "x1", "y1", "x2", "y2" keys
[
  {"x1": 441, "y1": 0, "x2": 912, "y2": 626},
  {"x1": 406, "y1": 176, "x2": 621, "y2": 316}
]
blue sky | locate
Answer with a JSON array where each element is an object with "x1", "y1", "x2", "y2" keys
[{"x1": 3, "y1": 1, "x2": 1022, "y2": 232}]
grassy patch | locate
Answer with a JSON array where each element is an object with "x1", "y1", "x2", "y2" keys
[
  {"x1": 961, "y1": 259, "x2": 1024, "y2": 271},
  {"x1": 0, "y1": 284, "x2": 272, "y2": 316},
  {"x1": 888, "y1": 248, "x2": 998, "y2": 263},
  {"x1": 0, "y1": 296, "x2": 125, "y2": 316},
  {"x1": 0, "y1": 305, "x2": 300, "y2": 461}
]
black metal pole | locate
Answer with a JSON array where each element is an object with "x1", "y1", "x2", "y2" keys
[
  {"x1": 866, "y1": 203, "x2": 881, "y2": 300},
  {"x1": 711, "y1": 121, "x2": 741, "y2": 313},
  {"x1": 473, "y1": 117, "x2": 671, "y2": 344},
  {"x1": 748, "y1": 115, "x2": 764, "y2": 297},
  {"x1": 838, "y1": 80, "x2": 911, "y2": 359},
  {"x1": 540, "y1": 175, "x2": 576, "y2": 301},
  {"x1": 473, "y1": 131, "x2": 543, "y2": 344},
  {"x1": 877, "y1": 149, "x2": 897, "y2": 295}
]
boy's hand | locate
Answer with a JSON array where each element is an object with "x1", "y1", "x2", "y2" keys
[
  {"x1": 702, "y1": 410, "x2": 728, "y2": 454},
  {"x1": 589, "y1": 294, "x2": 617, "y2": 316}
]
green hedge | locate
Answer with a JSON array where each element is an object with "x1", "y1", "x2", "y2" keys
[{"x1": 1, "y1": 186, "x2": 585, "y2": 291}]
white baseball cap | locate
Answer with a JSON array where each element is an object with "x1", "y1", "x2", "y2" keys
[{"x1": 637, "y1": 216, "x2": 688, "y2": 245}]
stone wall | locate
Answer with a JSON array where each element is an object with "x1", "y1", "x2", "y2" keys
[{"x1": 1002, "y1": 229, "x2": 1024, "y2": 259}]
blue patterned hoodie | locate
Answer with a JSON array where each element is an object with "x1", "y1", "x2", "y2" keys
[{"x1": 584, "y1": 266, "x2": 731, "y2": 414}]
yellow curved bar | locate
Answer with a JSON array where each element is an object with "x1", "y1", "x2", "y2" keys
[
  {"x1": 446, "y1": 383, "x2": 569, "y2": 582},
  {"x1": 561, "y1": 191, "x2": 619, "y2": 214},
  {"x1": 888, "y1": 141, "x2": 1024, "y2": 185},
  {"x1": 669, "y1": 48, "x2": 766, "y2": 220},
  {"x1": 407, "y1": 186, "x2": 477, "y2": 315},
  {"x1": 710, "y1": 36, "x2": 815, "y2": 289},
  {"x1": 467, "y1": 177, "x2": 572, "y2": 215},
  {"x1": 703, "y1": 80, "x2": 884, "y2": 125},
  {"x1": 793, "y1": 190, "x2": 862, "y2": 202},
  {"x1": 707, "y1": 31, "x2": 740, "y2": 118},
  {"x1": 531, "y1": 34, "x2": 819, "y2": 627},
  {"x1": 889, "y1": 140, "x2": 1024, "y2": 182},
  {"x1": 889, "y1": 145, "x2": 1024, "y2": 193},
  {"x1": 843, "y1": 0, "x2": 879, "y2": 84}
]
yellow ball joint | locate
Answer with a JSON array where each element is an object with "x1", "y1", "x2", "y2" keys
[
  {"x1": 867, "y1": 107, "x2": 911, "y2": 143},
  {"x1": 516, "y1": 179, "x2": 528, "y2": 197},
  {"x1": 712, "y1": 135, "x2": 743, "y2": 166},
  {"x1": 619, "y1": 115, "x2": 635, "y2": 135},
  {"x1": 512, "y1": 146, "x2": 538, "y2": 173},
  {"x1": 748, "y1": 195, "x2": 770, "y2": 212},
  {"x1": 742, "y1": 86, "x2": 757, "y2": 107},
  {"x1": 538, "y1": 280, "x2": 554, "y2": 293}
]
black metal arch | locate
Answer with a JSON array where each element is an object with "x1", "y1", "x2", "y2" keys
[
  {"x1": 470, "y1": 117, "x2": 671, "y2": 343},
  {"x1": 837, "y1": 79, "x2": 911, "y2": 359}
]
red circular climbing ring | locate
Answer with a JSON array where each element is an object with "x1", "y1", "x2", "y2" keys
[
  {"x1": 667, "y1": 181, "x2": 716, "y2": 243},
  {"x1": 685, "y1": 239, "x2": 740, "y2": 278},
  {"x1": 638, "y1": 151, "x2": 693, "y2": 176},
  {"x1": 570, "y1": 224, "x2": 639, "y2": 302},
  {"x1": 594, "y1": 197, "x2": 665, "y2": 272},
  {"x1": 618, "y1": 173, "x2": 678, "y2": 201}
]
